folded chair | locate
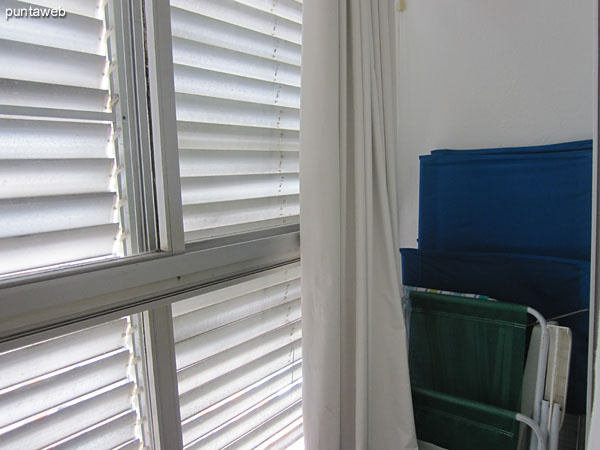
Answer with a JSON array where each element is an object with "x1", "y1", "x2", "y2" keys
[{"x1": 407, "y1": 291, "x2": 557, "y2": 450}]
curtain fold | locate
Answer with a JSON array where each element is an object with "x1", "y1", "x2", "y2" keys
[{"x1": 300, "y1": 1, "x2": 417, "y2": 448}]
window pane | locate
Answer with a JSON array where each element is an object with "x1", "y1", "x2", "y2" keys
[
  {"x1": 0, "y1": 0, "x2": 146, "y2": 277},
  {"x1": 172, "y1": 263, "x2": 303, "y2": 449},
  {"x1": 170, "y1": 0, "x2": 302, "y2": 242},
  {"x1": 0, "y1": 316, "x2": 149, "y2": 449}
]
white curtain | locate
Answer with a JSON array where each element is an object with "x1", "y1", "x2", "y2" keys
[{"x1": 300, "y1": 0, "x2": 417, "y2": 448}]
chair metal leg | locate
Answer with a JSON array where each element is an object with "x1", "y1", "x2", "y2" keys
[
  {"x1": 517, "y1": 413, "x2": 547, "y2": 450},
  {"x1": 548, "y1": 403, "x2": 561, "y2": 450},
  {"x1": 527, "y1": 307, "x2": 550, "y2": 450}
]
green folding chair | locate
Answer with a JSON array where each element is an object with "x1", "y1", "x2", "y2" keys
[{"x1": 407, "y1": 291, "x2": 549, "y2": 450}]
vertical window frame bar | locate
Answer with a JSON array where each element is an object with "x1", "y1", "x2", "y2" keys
[
  {"x1": 105, "y1": 0, "x2": 144, "y2": 256},
  {"x1": 128, "y1": 313, "x2": 154, "y2": 446},
  {"x1": 142, "y1": 305, "x2": 184, "y2": 449},
  {"x1": 143, "y1": 0, "x2": 185, "y2": 255},
  {"x1": 128, "y1": 0, "x2": 161, "y2": 253}
]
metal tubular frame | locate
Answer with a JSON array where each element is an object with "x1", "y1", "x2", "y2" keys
[
  {"x1": 527, "y1": 307, "x2": 550, "y2": 450},
  {"x1": 517, "y1": 413, "x2": 547, "y2": 450}
]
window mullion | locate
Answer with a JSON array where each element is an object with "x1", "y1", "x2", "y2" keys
[
  {"x1": 106, "y1": 0, "x2": 142, "y2": 256},
  {"x1": 143, "y1": 0, "x2": 185, "y2": 255},
  {"x1": 106, "y1": 0, "x2": 158, "y2": 256},
  {"x1": 142, "y1": 305, "x2": 184, "y2": 450},
  {"x1": 129, "y1": 0, "x2": 160, "y2": 253}
]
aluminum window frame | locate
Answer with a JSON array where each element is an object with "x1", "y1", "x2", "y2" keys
[
  {"x1": 107, "y1": 0, "x2": 157, "y2": 256},
  {"x1": 0, "y1": 0, "x2": 300, "y2": 336},
  {"x1": 0, "y1": 259, "x2": 301, "y2": 450},
  {"x1": 0, "y1": 2, "x2": 302, "y2": 448}
]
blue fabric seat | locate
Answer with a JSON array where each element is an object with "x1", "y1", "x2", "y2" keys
[
  {"x1": 402, "y1": 139, "x2": 592, "y2": 414},
  {"x1": 418, "y1": 141, "x2": 592, "y2": 260}
]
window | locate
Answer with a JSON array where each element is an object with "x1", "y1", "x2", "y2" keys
[
  {"x1": 166, "y1": 1, "x2": 304, "y2": 445},
  {"x1": 0, "y1": 317, "x2": 149, "y2": 449},
  {"x1": 0, "y1": 0, "x2": 152, "y2": 277},
  {"x1": 0, "y1": 0, "x2": 303, "y2": 448},
  {"x1": 173, "y1": 264, "x2": 302, "y2": 448},
  {"x1": 170, "y1": 0, "x2": 302, "y2": 242}
]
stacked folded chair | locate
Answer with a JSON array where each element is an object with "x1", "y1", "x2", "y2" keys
[{"x1": 400, "y1": 140, "x2": 592, "y2": 450}]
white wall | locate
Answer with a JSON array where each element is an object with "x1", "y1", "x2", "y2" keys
[{"x1": 395, "y1": 0, "x2": 595, "y2": 248}]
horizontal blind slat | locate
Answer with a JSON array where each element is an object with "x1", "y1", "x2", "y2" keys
[
  {"x1": 171, "y1": 263, "x2": 300, "y2": 318},
  {"x1": 172, "y1": 264, "x2": 300, "y2": 317},
  {"x1": 174, "y1": 64, "x2": 300, "y2": 108},
  {"x1": 0, "y1": 78, "x2": 108, "y2": 112},
  {"x1": 0, "y1": 223, "x2": 118, "y2": 273},
  {"x1": 0, "y1": 350, "x2": 130, "y2": 429},
  {"x1": 172, "y1": 37, "x2": 300, "y2": 87},
  {"x1": 182, "y1": 194, "x2": 299, "y2": 234},
  {"x1": 0, "y1": 38, "x2": 106, "y2": 89},
  {"x1": 170, "y1": 7, "x2": 300, "y2": 66},
  {"x1": 173, "y1": 278, "x2": 301, "y2": 342},
  {"x1": 0, "y1": 0, "x2": 105, "y2": 55},
  {"x1": 181, "y1": 173, "x2": 299, "y2": 205},
  {"x1": 177, "y1": 121, "x2": 299, "y2": 151},
  {"x1": 0, "y1": 159, "x2": 113, "y2": 199},
  {"x1": 0, "y1": 193, "x2": 116, "y2": 238},
  {"x1": 185, "y1": 378, "x2": 302, "y2": 449},
  {"x1": 179, "y1": 346, "x2": 302, "y2": 420},
  {"x1": 182, "y1": 366, "x2": 301, "y2": 446},
  {"x1": 175, "y1": 299, "x2": 301, "y2": 370},
  {"x1": 179, "y1": 150, "x2": 299, "y2": 177},
  {"x1": 256, "y1": 419, "x2": 304, "y2": 450},
  {"x1": 53, "y1": 411, "x2": 138, "y2": 450},
  {"x1": 177, "y1": 322, "x2": 301, "y2": 394},
  {"x1": 0, "y1": 382, "x2": 135, "y2": 449},
  {"x1": 0, "y1": 319, "x2": 128, "y2": 390},
  {"x1": 175, "y1": 93, "x2": 299, "y2": 130},
  {"x1": 226, "y1": 401, "x2": 303, "y2": 450},
  {"x1": 0, "y1": 104, "x2": 111, "y2": 122},
  {"x1": 0, "y1": 118, "x2": 110, "y2": 158},
  {"x1": 231, "y1": 0, "x2": 302, "y2": 24},
  {"x1": 171, "y1": 0, "x2": 301, "y2": 45},
  {"x1": 113, "y1": 440, "x2": 144, "y2": 450}
]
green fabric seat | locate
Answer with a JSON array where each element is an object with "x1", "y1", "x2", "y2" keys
[
  {"x1": 413, "y1": 387, "x2": 520, "y2": 450},
  {"x1": 408, "y1": 291, "x2": 530, "y2": 449}
]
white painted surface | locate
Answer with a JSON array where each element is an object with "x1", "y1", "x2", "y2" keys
[{"x1": 395, "y1": 0, "x2": 595, "y2": 248}]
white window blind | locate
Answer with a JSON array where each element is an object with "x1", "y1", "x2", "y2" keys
[
  {"x1": 0, "y1": 317, "x2": 146, "y2": 449},
  {"x1": 170, "y1": 0, "x2": 302, "y2": 242},
  {"x1": 0, "y1": 0, "x2": 129, "y2": 275},
  {"x1": 172, "y1": 263, "x2": 303, "y2": 449}
]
